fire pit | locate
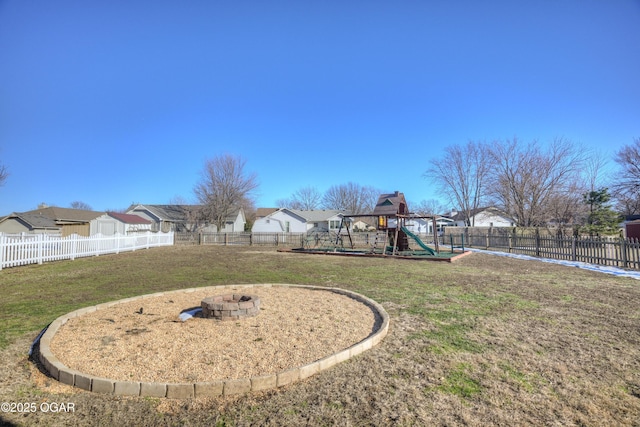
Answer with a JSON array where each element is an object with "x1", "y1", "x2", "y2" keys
[{"x1": 201, "y1": 294, "x2": 260, "y2": 321}]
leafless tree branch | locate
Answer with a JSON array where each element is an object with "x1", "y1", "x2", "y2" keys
[
  {"x1": 424, "y1": 140, "x2": 491, "y2": 225},
  {"x1": 321, "y1": 182, "x2": 379, "y2": 214},
  {"x1": 193, "y1": 154, "x2": 258, "y2": 231}
]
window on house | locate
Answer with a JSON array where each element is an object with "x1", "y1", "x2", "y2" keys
[
  {"x1": 285, "y1": 221, "x2": 290, "y2": 232},
  {"x1": 329, "y1": 220, "x2": 340, "y2": 229}
]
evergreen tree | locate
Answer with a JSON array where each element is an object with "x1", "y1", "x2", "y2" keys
[{"x1": 581, "y1": 188, "x2": 621, "y2": 235}]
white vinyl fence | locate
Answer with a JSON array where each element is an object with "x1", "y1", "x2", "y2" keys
[{"x1": 0, "y1": 231, "x2": 174, "y2": 270}]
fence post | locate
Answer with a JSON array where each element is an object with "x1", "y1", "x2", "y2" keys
[
  {"x1": 535, "y1": 228, "x2": 541, "y2": 257},
  {"x1": 571, "y1": 236, "x2": 577, "y2": 261},
  {"x1": 37, "y1": 233, "x2": 44, "y2": 265},
  {"x1": 485, "y1": 230, "x2": 490, "y2": 250},
  {"x1": 508, "y1": 230, "x2": 513, "y2": 253},
  {"x1": 0, "y1": 234, "x2": 5, "y2": 270},
  {"x1": 71, "y1": 234, "x2": 77, "y2": 260},
  {"x1": 621, "y1": 237, "x2": 628, "y2": 269}
]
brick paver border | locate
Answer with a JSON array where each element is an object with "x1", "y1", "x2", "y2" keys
[{"x1": 37, "y1": 284, "x2": 389, "y2": 398}]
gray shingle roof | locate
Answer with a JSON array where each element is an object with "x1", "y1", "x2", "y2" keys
[
  {"x1": 136, "y1": 205, "x2": 198, "y2": 222},
  {"x1": 286, "y1": 209, "x2": 344, "y2": 222},
  {"x1": 130, "y1": 204, "x2": 242, "y2": 223},
  {"x1": 22, "y1": 207, "x2": 104, "y2": 223},
  {"x1": 10, "y1": 212, "x2": 58, "y2": 229}
]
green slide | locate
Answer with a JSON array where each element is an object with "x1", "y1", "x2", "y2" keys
[{"x1": 400, "y1": 226, "x2": 436, "y2": 255}]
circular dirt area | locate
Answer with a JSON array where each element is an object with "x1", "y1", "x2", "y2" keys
[{"x1": 40, "y1": 284, "x2": 388, "y2": 397}]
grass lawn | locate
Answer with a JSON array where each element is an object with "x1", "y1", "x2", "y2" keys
[{"x1": 1, "y1": 245, "x2": 639, "y2": 426}]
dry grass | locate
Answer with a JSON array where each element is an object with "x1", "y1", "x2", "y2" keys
[{"x1": 1, "y1": 246, "x2": 639, "y2": 426}]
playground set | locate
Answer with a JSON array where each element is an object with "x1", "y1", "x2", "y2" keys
[{"x1": 289, "y1": 191, "x2": 469, "y2": 261}]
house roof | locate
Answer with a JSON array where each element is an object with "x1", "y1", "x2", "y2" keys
[
  {"x1": 107, "y1": 212, "x2": 152, "y2": 224},
  {"x1": 0, "y1": 212, "x2": 59, "y2": 229},
  {"x1": 450, "y1": 207, "x2": 511, "y2": 222},
  {"x1": 129, "y1": 205, "x2": 198, "y2": 222},
  {"x1": 129, "y1": 204, "x2": 244, "y2": 223},
  {"x1": 20, "y1": 207, "x2": 104, "y2": 223},
  {"x1": 285, "y1": 209, "x2": 344, "y2": 222},
  {"x1": 255, "y1": 208, "x2": 278, "y2": 218},
  {"x1": 372, "y1": 191, "x2": 408, "y2": 216}
]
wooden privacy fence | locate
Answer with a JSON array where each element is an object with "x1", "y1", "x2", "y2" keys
[
  {"x1": 174, "y1": 231, "x2": 439, "y2": 249},
  {"x1": 0, "y1": 231, "x2": 174, "y2": 270},
  {"x1": 175, "y1": 229, "x2": 639, "y2": 270},
  {"x1": 447, "y1": 230, "x2": 640, "y2": 270}
]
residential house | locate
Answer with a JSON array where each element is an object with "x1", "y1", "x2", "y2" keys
[
  {"x1": 0, "y1": 212, "x2": 61, "y2": 235},
  {"x1": 92, "y1": 212, "x2": 153, "y2": 235},
  {"x1": 447, "y1": 207, "x2": 516, "y2": 227},
  {"x1": 0, "y1": 207, "x2": 105, "y2": 236},
  {"x1": 219, "y1": 208, "x2": 246, "y2": 232},
  {"x1": 403, "y1": 216, "x2": 455, "y2": 235},
  {"x1": 351, "y1": 219, "x2": 376, "y2": 232},
  {"x1": 255, "y1": 208, "x2": 278, "y2": 220},
  {"x1": 251, "y1": 209, "x2": 345, "y2": 233},
  {"x1": 127, "y1": 204, "x2": 246, "y2": 233},
  {"x1": 127, "y1": 205, "x2": 199, "y2": 232}
]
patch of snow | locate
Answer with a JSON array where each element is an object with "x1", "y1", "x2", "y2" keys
[{"x1": 467, "y1": 248, "x2": 640, "y2": 280}]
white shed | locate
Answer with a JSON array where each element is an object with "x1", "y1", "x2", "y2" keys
[{"x1": 91, "y1": 212, "x2": 153, "y2": 235}]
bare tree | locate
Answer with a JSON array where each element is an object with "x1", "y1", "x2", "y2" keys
[
  {"x1": 612, "y1": 138, "x2": 640, "y2": 216},
  {"x1": 69, "y1": 201, "x2": 93, "y2": 210},
  {"x1": 275, "y1": 198, "x2": 293, "y2": 209},
  {"x1": 548, "y1": 149, "x2": 611, "y2": 231},
  {"x1": 169, "y1": 195, "x2": 191, "y2": 205},
  {"x1": 276, "y1": 186, "x2": 322, "y2": 210},
  {"x1": 0, "y1": 158, "x2": 7, "y2": 186},
  {"x1": 424, "y1": 140, "x2": 492, "y2": 226},
  {"x1": 194, "y1": 154, "x2": 258, "y2": 232},
  {"x1": 412, "y1": 199, "x2": 448, "y2": 216},
  {"x1": 488, "y1": 138, "x2": 585, "y2": 227},
  {"x1": 544, "y1": 179, "x2": 586, "y2": 229},
  {"x1": 321, "y1": 183, "x2": 379, "y2": 214},
  {"x1": 103, "y1": 207, "x2": 128, "y2": 213},
  {"x1": 614, "y1": 192, "x2": 640, "y2": 217},
  {"x1": 583, "y1": 149, "x2": 610, "y2": 193}
]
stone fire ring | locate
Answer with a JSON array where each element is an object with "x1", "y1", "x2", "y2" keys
[
  {"x1": 201, "y1": 294, "x2": 260, "y2": 320},
  {"x1": 36, "y1": 284, "x2": 389, "y2": 399}
]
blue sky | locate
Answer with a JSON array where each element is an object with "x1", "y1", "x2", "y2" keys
[{"x1": 1, "y1": 1, "x2": 639, "y2": 214}]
